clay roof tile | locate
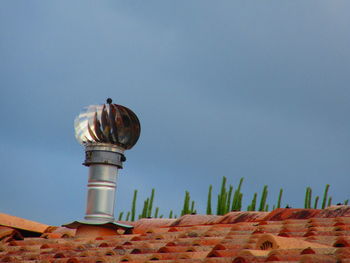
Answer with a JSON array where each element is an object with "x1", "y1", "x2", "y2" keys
[
  {"x1": 256, "y1": 233, "x2": 330, "y2": 250},
  {"x1": 317, "y1": 205, "x2": 350, "y2": 218},
  {"x1": 132, "y1": 218, "x2": 176, "y2": 234},
  {"x1": 207, "y1": 249, "x2": 240, "y2": 258},
  {"x1": 300, "y1": 254, "x2": 338, "y2": 262},
  {"x1": 334, "y1": 237, "x2": 350, "y2": 247},
  {"x1": 263, "y1": 208, "x2": 322, "y2": 221},
  {"x1": 0, "y1": 213, "x2": 48, "y2": 234},
  {"x1": 0, "y1": 209, "x2": 349, "y2": 262},
  {"x1": 170, "y1": 215, "x2": 221, "y2": 227},
  {"x1": 215, "y1": 211, "x2": 268, "y2": 224}
]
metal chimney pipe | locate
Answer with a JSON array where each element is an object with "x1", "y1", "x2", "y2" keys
[
  {"x1": 83, "y1": 143, "x2": 125, "y2": 222},
  {"x1": 64, "y1": 99, "x2": 140, "y2": 236}
]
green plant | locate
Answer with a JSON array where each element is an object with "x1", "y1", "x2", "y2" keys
[
  {"x1": 277, "y1": 188, "x2": 283, "y2": 208},
  {"x1": 154, "y1": 207, "x2": 159, "y2": 218},
  {"x1": 216, "y1": 176, "x2": 244, "y2": 214},
  {"x1": 328, "y1": 197, "x2": 332, "y2": 207},
  {"x1": 190, "y1": 200, "x2": 196, "y2": 214},
  {"x1": 314, "y1": 196, "x2": 319, "y2": 209},
  {"x1": 118, "y1": 178, "x2": 346, "y2": 221},
  {"x1": 181, "y1": 191, "x2": 191, "y2": 216},
  {"x1": 206, "y1": 185, "x2": 213, "y2": 215},
  {"x1": 131, "y1": 190, "x2": 138, "y2": 221},
  {"x1": 259, "y1": 185, "x2": 268, "y2": 211},
  {"x1": 248, "y1": 192, "x2": 257, "y2": 211},
  {"x1": 322, "y1": 184, "x2": 330, "y2": 209},
  {"x1": 304, "y1": 187, "x2": 312, "y2": 209},
  {"x1": 217, "y1": 176, "x2": 227, "y2": 215},
  {"x1": 226, "y1": 185, "x2": 233, "y2": 213},
  {"x1": 148, "y1": 189, "x2": 155, "y2": 218},
  {"x1": 237, "y1": 193, "x2": 243, "y2": 211},
  {"x1": 308, "y1": 188, "x2": 312, "y2": 208},
  {"x1": 141, "y1": 198, "x2": 149, "y2": 218},
  {"x1": 126, "y1": 211, "x2": 130, "y2": 221},
  {"x1": 231, "y1": 178, "x2": 244, "y2": 211}
]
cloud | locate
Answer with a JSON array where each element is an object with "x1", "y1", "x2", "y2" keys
[{"x1": 0, "y1": 1, "x2": 349, "y2": 224}]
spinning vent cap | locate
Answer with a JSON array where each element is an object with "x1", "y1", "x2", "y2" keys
[{"x1": 74, "y1": 98, "x2": 141, "y2": 150}]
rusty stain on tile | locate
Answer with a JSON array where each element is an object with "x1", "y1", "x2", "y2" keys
[
  {"x1": 263, "y1": 208, "x2": 322, "y2": 221},
  {"x1": 317, "y1": 205, "x2": 350, "y2": 218},
  {"x1": 170, "y1": 214, "x2": 221, "y2": 227},
  {"x1": 216, "y1": 211, "x2": 268, "y2": 224}
]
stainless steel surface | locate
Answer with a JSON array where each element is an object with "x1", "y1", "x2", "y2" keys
[
  {"x1": 83, "y1": 144, "x2": 123, "y2": 222},
  {"x1": 74, "y1": 101, "x2": 141, "y2": 149},
  {"x1": 84, "y1": 143, "x2": 125, "y2": 168},
  {"x1": 85, "y1": 164, "x2": 118, "y2": 221},
  {"x1": 72, "y1": 99, "x2": 141, "y2": 227},
  {"x1": 85, "y1": 143, "x2": 125, "y2": 154}
]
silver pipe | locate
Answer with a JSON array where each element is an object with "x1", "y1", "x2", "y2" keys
[{"x1": 83, "y1": 143, "x2": 125, "y2": 222}]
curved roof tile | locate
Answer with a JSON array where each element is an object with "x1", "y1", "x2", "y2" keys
[
  {"x1": 1, "y1": 208, "x2": 350, "y2": 262},
  {"x1": 215, "y1": 211, "x2": 268, "y2": 224},
  {"x1": 170, "y1": 215, "x2": 221, "y2": 227}
]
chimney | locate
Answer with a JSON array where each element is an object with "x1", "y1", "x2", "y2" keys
[
  {"x1": 64, "y1": 98, "x2": 141, "y2": 237},
  {"x1": 83, "y1": 143, "x2": 124, "y2": 222}
]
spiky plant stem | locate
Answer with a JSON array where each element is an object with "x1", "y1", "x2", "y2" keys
[
  {"x1": 154, "y1": 207, "x2": 159, "y2": 218},
  {"x1": 304, "y1": 187, "x2": 312, "y2": 209},
  {"x1": 237, "y1": 193, "x2": 243, "y2": 211},
  {"x1": 207, "y1": 185, "x2": 213, "y2": 215},
  {"x1": 314, "y1": 196, "x2": 319, "y2": 209},
  {"x1": 181, "y1": 191, "x2": 191, "y2": 216},
  {"x1": 277, "y1": 188, "x2": 283, "y2": 208},
  {"x1": 147, "y1": 189, "x2": 155, "y2": 218},
  {"x1": 131, "y1": 189, "x2": 138, "y2": 221},
  {"x1": 141, "y1": 198, "x2": 149, "y2": 218},
  {"x1": 322, "y1": 184, "x2": 330, "y2": 209},
  {"x1": 126, "y1": 211, "x2": 130, "y2": 221},
  {"x1": 265, "y1": 204, "x2": 269, "y2": 212},
  {"x1": 190, "y1": 200, "x2": 195, "y2": 214},
  {"x1": 259, "y1": 185, "x2": 268, "y2": 211},
  {"x1": 217, "y1": 176, "x2": 227, "y2": 215},
  {"x1": 308, "y1": 188, "x2": 312, "y2": 209},
  {"x1": 327, "y1": 197, "x2": 332, "y2": 207},
  {"x1": 226, "y1": 185, "x2": 233, "y2": 213},
  {"x1": 231, "y1": 178, "x2": 244, "y2": 211},
  {"x1": 250, "y1": 192, "x2": 257, "y2": 211}
]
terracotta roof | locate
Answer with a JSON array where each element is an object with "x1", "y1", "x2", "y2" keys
[
  {"x1": 0, "y1": 213, "x2": 49, "y2": 238},
  {"x1": 1, "y1": 206, "x2": 350, "y2": 262}
]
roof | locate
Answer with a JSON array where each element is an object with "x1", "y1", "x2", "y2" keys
[
  {"x1": 1, "y1": 206, "x2": 350, "y2": 262},
  {"x1": 0, "y1": 213, "x2": 48, "y2": 234}
]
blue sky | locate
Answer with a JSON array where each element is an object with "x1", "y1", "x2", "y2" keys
[{"x1": 1, "y1": 1, "x2": 349, "y2": 226}]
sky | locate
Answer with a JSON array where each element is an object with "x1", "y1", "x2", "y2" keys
[{"x1": 0, "y1": 1, "x2": 350, "y2": 226}]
